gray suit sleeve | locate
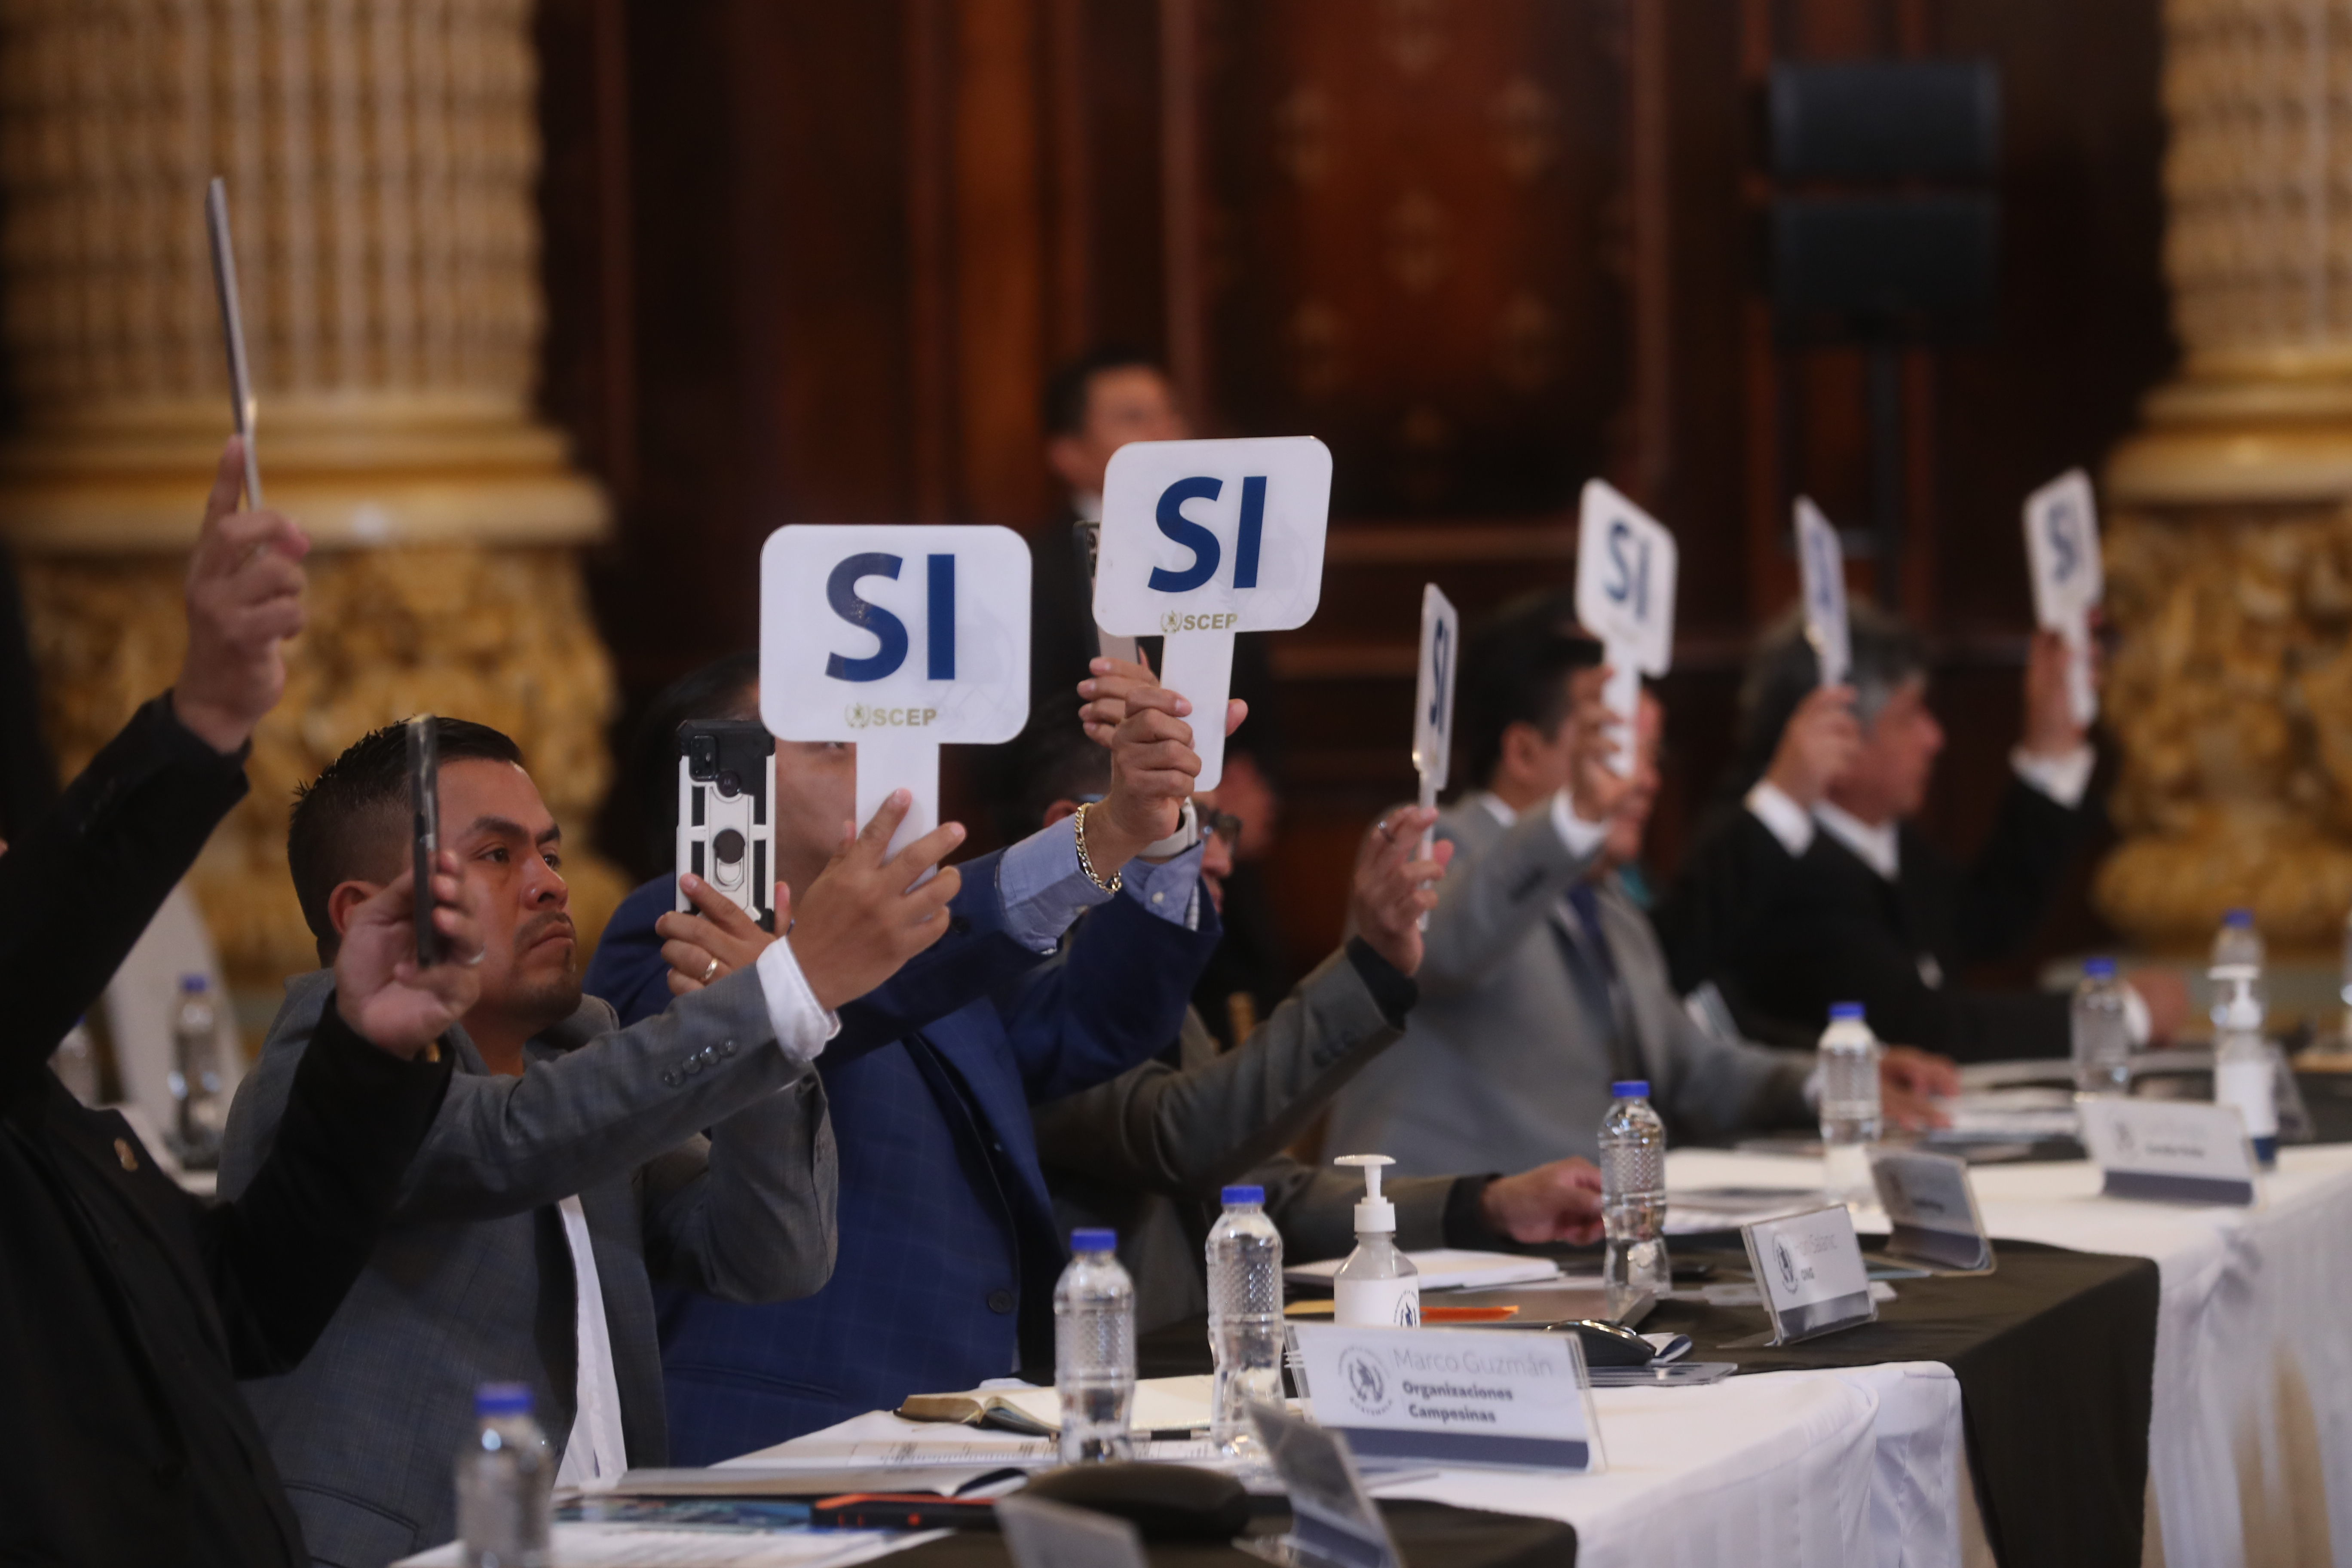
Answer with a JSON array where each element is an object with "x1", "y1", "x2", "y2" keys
[
  {"x1": 1031, "y1": 946, "x2": 1406, "y2": 1197},
  {"x1": 638, "y1": 1072, "x2": 839, "y2": 1302},
  {"x1": 224, "y1": 968, "x2": 823, "y2": 1225},
  {"x1": 1416, "y1": 806, "x2": 1601, "y2": 998}
]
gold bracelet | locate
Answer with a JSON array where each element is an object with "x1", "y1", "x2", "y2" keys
[{"x1": 1072, "y1": 801, "x2": 1124, "y2": 894}]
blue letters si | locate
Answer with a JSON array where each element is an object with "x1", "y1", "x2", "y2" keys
[
  {"x1": 2049, "y1": 504, "x2": 2079, "y2": 581},
  {"x1": 1428, "y1": 620, "x2": 1449, "y2": 731},
  {"x1": 1605, "y1": 520, "x2": 1649, "y2": 620},
  {"x1": 926, "y1": 553, "x2": 956, "y2": 678},
  {"x1": 825, "y1": 552, "x2": 910, "y2": 682},
  {"x1": 1150, "y1": 476, "x2": 1224, "y2": 593}
]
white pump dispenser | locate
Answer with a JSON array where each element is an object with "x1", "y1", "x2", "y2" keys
[{"x1": 1331, "y1": 1155, "x2": 1420, "y2": 1327}]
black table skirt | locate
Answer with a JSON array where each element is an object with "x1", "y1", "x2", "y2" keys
[
  {"x1": 1649, "y1": 1235, "x2": 2158, "y2": 1568},
  {"x1": 894, "y1": 1498, "x2": 1575, "y2": 1567}
]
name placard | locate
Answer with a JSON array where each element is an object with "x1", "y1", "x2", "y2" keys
[
  {"x1": 1246, "y1": 1402, "x2": 1403, "y2": 1568},
  {"x1": 1574, "y1": 479, "x2": 1678, "y2": 778},
  {"x1": 1096, "y1": 436, "x2": 1332, "y2": 789},
  {"x1": 1741, "y1": 1204, "x2": 1876, "y2": 1344},
  {"x1": 761, "y1": 525, "x2": 1031, "y2": 859},
  {"x1": 2078, "y1": 1096, "x2": 2259, "y2": 1206},
  {"x1": 1794, "y1": 497, "x2": 1851, "y2": 689},
  {"x1": 1868, "y1": 1149, "x2": 1994, "y2": 1274},
  {"x1": 1289, "y1": 1323, "x2": 1602, "y2": 1472},
  {"x1": 2023, "y1": 468, "x2": 2103, "y2": 726}
]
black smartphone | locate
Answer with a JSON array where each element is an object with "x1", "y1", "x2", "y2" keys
[
  {"x1": 808, "y1": 1494, "x2": 998, "y2": 1531},
  {"x1": 677, "y1": 720, "x2": 778, "y2": 933},
  {"x1": 407, "y1": 715, "x2": 441, "y2": 966}
]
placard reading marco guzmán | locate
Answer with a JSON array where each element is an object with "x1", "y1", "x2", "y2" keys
[{"x1": 1289, "y1": 1323, "x2": 1603, "y2": 1472}]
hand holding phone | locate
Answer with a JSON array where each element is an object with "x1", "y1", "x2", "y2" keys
[{"x1": 677, "y1": 721, "x2": 779, "y2": 932}]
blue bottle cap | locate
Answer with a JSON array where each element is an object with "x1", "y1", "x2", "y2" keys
[
  {"x1": 1828, "y1": 1002, "x2": 1866, "y2": 1023},
  {"x1": 2083, "y1": 956, "x2": 2117, "y2": 979},
  {"x1": 2223, "y1": 908, "x2": 2254, "y2": 928},
  {"x1": 475, "y1": 1381, "x2": 533, "y2": 1417},
  {"x1": 1611, "y1": 1080, "x2": 1649, "y2": 1099},
  {"x1": 1221, "y1": 1185, "x2": 1265, "y2": 1206},
  {"x1": 1070, "y1": 1228, "x2": 1118, "y2": 1253},
  {"x1": 179, "y1": 973, "x2": 208, "y2": 993}
]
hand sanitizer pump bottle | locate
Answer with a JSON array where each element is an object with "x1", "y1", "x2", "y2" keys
[{"x1": 1331, "y1": 1155, "x2": 1420, "y2": 1327}]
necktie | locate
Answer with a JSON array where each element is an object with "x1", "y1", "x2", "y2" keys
[{"x1": 1563, "y1": 884, "x2": 1644, "y2": 1084}]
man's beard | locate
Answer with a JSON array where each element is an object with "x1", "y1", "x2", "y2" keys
[{"x1": 507, "y1": 910, "x2": 583, "y2": 1026}]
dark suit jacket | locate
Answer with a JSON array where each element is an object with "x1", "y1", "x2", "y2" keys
[
  {"x1": 587, "y1": 867, "x2": 1220, "y2": 1461},
  {"x1": 1651, "y1": 778, "x2": 2084, "y2": 1061},
  {"x1": 0, "y1": 696, "x2": 453, "y2": 1567}
]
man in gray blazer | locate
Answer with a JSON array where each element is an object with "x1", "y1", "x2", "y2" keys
[
  {"x1": 1324, "y1": 599, "x2": 1952, "y2": 1179},
  {"x1": 221, "y1": 718, "x2": 963, "y2": 1568}
]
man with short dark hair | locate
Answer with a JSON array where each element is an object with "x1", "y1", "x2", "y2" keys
[
  {"x1": 1652, "y1": 602, "x2": 2190, "y2": 1060},
  {"x1": 224, "y1": 715, "x2": 964, "y2": 1564},
  {"x1": 1322, "y1": 594, "x2": 1952, "y2": 1178}
]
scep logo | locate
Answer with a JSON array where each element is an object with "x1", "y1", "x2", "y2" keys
[{"x1": 760, "y1": 524, "x2": 1030, "y2": 747}]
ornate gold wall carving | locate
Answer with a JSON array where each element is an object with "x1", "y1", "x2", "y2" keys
[
  {"x1": 2100, "y1": 0, "x2": 2352, "y2": 949},
  {"x1": 0, "y1": 0, "x2": 622, "y2": 982}
]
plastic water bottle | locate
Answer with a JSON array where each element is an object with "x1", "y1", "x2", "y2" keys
[
  {"x1": 455, "y1": 1383, "x2": 551, "y2": 1568},
  {"x1": 1206, "y1": 1185, "x2": 1284, "y2": 1455},
  {"x1": 50, "y1": 1017, "x2": 101, "y2": 1106},
  {"x1": 2336, "y1": 902, "x2": 2352, "y2": 1053},
  {"x1": 1054, "y1": 1229, "x2": 1136, "y2": 1464},
  {"x1": 2210, "y1": 907, "x2": 2266, "y2": 1023},
  {"x1": 2071, "y1": 958, "x2": 2134, "y2": 1097},
  {"x1": 1330, "y1": 1155, "x2": 1420, "y2": 1327},
  {"x1": 1818, "y1": 1003, "x2": 1881, "y2": 1210},
  {"x1": 168, "y1": 974, "x2": 224, "y2": 1170},
  {"x1": 2212, "y1": 972, "x2": 2278, "y2": 1168},
  {"x1": 1598, "y1": 1081, "x2": 1669, "y2": 1312}
]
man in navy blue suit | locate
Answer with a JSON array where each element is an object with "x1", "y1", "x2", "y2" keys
[{"x1": 585, "y1": 655, "x2": 1233, "y2": 1460}]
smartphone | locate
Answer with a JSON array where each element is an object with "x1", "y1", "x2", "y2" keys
[
  {"x1": 407, "y1": 716, "x2": 442, "y2": 966},
  {"x1": 808, "y1": 1494, "x2": 998, "y2": 1531},
  {"x1": 204, "y1": 177, "x2": 263, "y2": 507},
  {"x1": 677, "y1": 720, "x2": 778, "y2": 932}
]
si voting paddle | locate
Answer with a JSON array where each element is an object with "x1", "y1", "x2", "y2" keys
[
  {"x1": 760, "y1": 527, "x2": 1031, "y2": 861},
  {"x1": 1794, "y1": 496, "x2": 1849, "y2": 689},
  {"x1": 204, "y1": 178, "x2": 263, "y2": 508},
  {"x1": 2022, "y1": 469, "x2": 2102, "y2": 726},
  {"x1": 1409, "y1": 584, "x2": 1459, "y2": 929},
  {"x1": 1094, "y1": 438, "x2": 1331, "y2": 790},
  {"x1": 1573, "y1": 480, "x2": 1677, "y2": 775}
]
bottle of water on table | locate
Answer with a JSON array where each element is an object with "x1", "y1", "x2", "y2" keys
[
  {"x1": 1818, "y1": 1003, "x2": 1881, "y2": 1210},
  {"x1": 1206, "y1": 1185, "x2": 1283, "y2": 1455},
  {"x1": 1599, "y1": 1081, "x2": 1669, "y2": 1312},
  {"x1": 2071, "y1": 957, "x2": 2134, "y2": 1097},
  {"x1": 2210, "y1": 907, "x2": 2266, "y2": 1022},
  {"x1": 1055, "y1": 1229, "x2": 1135, "y2": 1464},
  {"x1": 168, "y1": 974, "x2": 224, "y2": 1170},
  {"x1": 2212, "y1": 973, "x2": 2278, "y2": 1168},
  {"x1": 456, "y1": 1382, "x2": 551, "y2": 1568}
]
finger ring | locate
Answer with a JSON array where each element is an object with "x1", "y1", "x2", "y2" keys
[{"x1": 700, "y1": 956, "x2": 720, "y2": 983}]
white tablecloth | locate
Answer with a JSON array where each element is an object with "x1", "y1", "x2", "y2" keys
[
  {"x1": 757, "y1": 1365, "x2": 1960, "y2": 1568},
  {"x1": 1669, "y1": 1143, "x2": 2352, "y2": 1568}
]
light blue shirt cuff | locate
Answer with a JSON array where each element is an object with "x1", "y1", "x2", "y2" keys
[
  {"x1": 998, "y1": 816, "x2": 1115, "y2": 953},
  {"x1": 1121, "y1": 842, "x2": 1207, "y2": 931}
]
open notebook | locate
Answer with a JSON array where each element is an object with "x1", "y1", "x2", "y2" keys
[{"x1": 898, "y1": 1374, "x2": 1215, "y2": 1436}]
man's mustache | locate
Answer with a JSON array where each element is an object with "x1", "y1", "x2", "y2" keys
[{"x1": 515, "y1": 911, "x2": 576, "y2": 953}]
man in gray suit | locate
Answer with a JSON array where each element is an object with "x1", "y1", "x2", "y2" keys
[
  {"x1": 1324, "y1": 597, "x2": 1953, "y2": 1179},
  {"x1": 220, "y1": 719, "x2": 965, "y2": 1568}
]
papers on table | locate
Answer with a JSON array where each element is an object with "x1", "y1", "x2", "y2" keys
[
  {"x1": 897, "y1": 1375, "x2": 1213, "y2": 1436},
  {"x1": 1664, "y1": 1186, "x2": 1822, "y2": 1236},
  {"x1": 1927, "y1": 1088, "x2": 2080, "y2": 1144},
  {"x1": 1283, "y1": 1249, "x2": 1562, "y2": 1291},
  {"x1": 398, "y1": 1521, "x2": 935, "y2": 1567}
]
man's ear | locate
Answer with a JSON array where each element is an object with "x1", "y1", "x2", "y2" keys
[
  {"x1": 326, "y1": 880, "x2": 384, "y2": 946},
  {"x1": 1041, "y1": 798, "x2": 1081, "y2": 831},
  {"x1": 1495, "y1": 721, "x2": 1542, "y2": 782}
]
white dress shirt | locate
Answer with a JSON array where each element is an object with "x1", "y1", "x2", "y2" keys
[
  {"x1": 1474, "y1": 786, "x2": 1612, "y2": 860},
  {"x1": 554, "y1": 931, "x2": 839, "y2": 1488},
  {"x1": 1741, "y1": 743, "x2": 2096, "y2": 876}
]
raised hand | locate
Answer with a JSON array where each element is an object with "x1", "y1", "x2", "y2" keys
[
  {"x1": 781, "y1": 791, "x2": 964, "y2": 1011},
  {"x1": 1078, "y1": 655, "x2": 1246, "y2": 748},
  {"x1": 1565, "y1": 664, "x2": 1632, "y2": 826},
  {"x1": 1350, "y1": 805, "x2": 1452, "y2": 976},
  {"x1": 174, "y1": 436, "x2": 310, "y2": 754},
  {"x1": 334, "y1": 852, "x2": 484, "y2": 1059},
  {"x1": 2021, "y1": 627, "x2": 2091, "y2": 759},
  {"x1": 1763, "y1": 683, "x2": 1861, "y2": 809},
  {"x1": 658, "y1": 874, "x2": 790, "y2": 998},
  {"x1": 1081, "y1": 682, "x2": 1222, "y2": 874},
  {"x1": 1478, "y1": 1158, "x2": 1606, "y2": 1245}
]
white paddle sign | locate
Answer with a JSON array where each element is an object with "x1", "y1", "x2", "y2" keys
[
  {"x1": 761, "y1": 525, "x2": 1031, "y2": 860},
  {"x1": 1574, "y1": 480, "x2": 1677, "y2": 776},
  {"x1": 1794, "y1": 497, "x2": 1850, "y2": 689},
  {"x1": 1095, "y1": 437, "x2": 1332, "y2": 789},
  {"x1": 2023, "y1": 469, "x2": 2102, "y2": 726}
]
